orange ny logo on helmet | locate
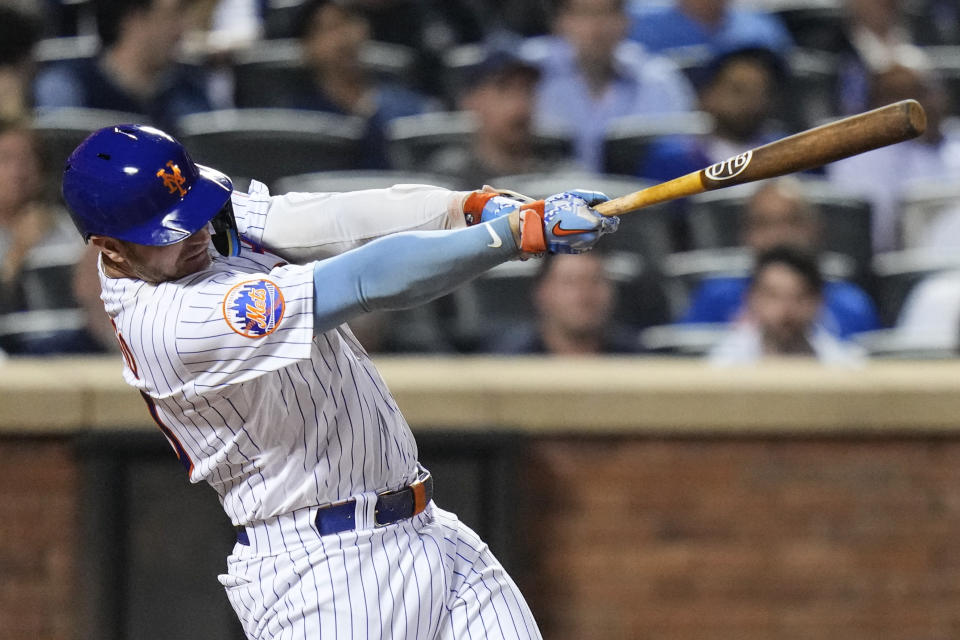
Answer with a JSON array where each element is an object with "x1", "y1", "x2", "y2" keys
[{"x1": 156, "y1": 161, "x2": 187, "y2": 196}]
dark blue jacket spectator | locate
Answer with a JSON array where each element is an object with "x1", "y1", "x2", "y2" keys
[
  {"x1": 638, "y1": 45, "x2": 788, "y2": 182},
  {"x1": 36, "y1": 59, "x2": 211, "y2": 132},
  {"x1": 279, "y1": 72, "x2": 434, "y2": 169},
  {"x1": 479, "y1": 252, "x2": 643, "y2": 355},
  {"x1": 279, "y1": 0, "x2": 438, "y2": 169},
  {"x1": 34, "y1": 0, "x2": 212, "y2": 132}
]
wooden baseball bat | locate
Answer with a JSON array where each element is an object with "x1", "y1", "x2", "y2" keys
[{"x1": 593, "y1": 99, "x2": 927, "y2": 217}]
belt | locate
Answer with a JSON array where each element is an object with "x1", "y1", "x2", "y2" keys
[{"x1": 236, "y1": 472, "x2": 433, "y2": 545}]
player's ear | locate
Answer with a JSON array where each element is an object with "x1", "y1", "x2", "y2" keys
[{"x1": 90, "y1": 236, "x2": 129, "y2": 265}]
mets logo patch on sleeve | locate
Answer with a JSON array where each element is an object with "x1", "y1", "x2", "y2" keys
[{"x1": 222, "y1": 279, "x2": 286, "y2": 338}]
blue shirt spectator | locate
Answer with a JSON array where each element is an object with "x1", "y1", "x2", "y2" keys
[
  {"x1": 627, "y1": 0, "x2": 792, "y2": 64},
  {"x1": 523, "y1": 36, "x2": 694, "y2": 172},
  {"x1": 679, "y1": 177, "x2": 880, "y2": 338},
  {"x1": 707, "y1": 246, "x2": 867, "y2": 365},
  {"x1": 521, "y1": 0, "x2": 695, "y2": 173},
  {"x1": 683, "y1": 276, "x2": 879, "y2": 338}
]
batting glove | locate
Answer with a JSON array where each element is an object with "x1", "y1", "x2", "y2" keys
[
  {"x1": 462, "y1": 187, "x2": 536, "y2": 226},
  {"x1": 526, "y1": 190, "x2": 619, "y2": 254}
]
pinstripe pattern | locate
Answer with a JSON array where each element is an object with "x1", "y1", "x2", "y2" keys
[
  {"x1": 100, "y1": 244, "x2": 418, "y2": 525},
  {"x1": 221, "y1": 504, "x2": 541, "y2": 640},
  {"x1": 98, "y1": 180, "x2": 542, "y2": 638}
]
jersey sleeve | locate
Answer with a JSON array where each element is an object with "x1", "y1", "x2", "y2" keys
[
  {"x1": 231, "y1": 180, "x2": 470, "y2": 264},
  {"x1": 174, "y1": 261, "x2": 316, "y2": 390}
]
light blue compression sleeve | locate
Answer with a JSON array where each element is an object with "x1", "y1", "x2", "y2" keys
[{"x1": 312, "y1": 215, "x2": 519, "y2": 334}]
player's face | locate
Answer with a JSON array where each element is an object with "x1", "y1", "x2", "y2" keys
[{"x1": 95, "y1": 226, "x2": 213, "y2": 284}]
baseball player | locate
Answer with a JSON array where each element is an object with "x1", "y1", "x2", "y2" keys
[{"x1": 61, "y1": 124, "x2": 618, "y2": 639}]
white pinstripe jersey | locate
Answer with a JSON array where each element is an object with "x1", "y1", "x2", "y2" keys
[{"x1": 98, "y1": 181, "x2": 451, "y2": 526}]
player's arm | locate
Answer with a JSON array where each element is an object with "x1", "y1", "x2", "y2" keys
[
  {"x1": 175, "y1": 191, "x2": 617, "y2": 389},
  {"x1": 251, "y1": 184, "x2": 536, "y2": 263},
  {"x1": 309, "y1": 192, "x2": 618, "y2": 333}
]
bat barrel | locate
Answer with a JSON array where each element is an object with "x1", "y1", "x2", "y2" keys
[
  {"x1": 699, "y1": 99, "x2": 927, "y2": 191},
  {"x1": 594, "y1": 99, "x2": 927, "y2": 217}
]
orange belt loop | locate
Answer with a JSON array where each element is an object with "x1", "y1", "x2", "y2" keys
[{"x1": 411, "y1": 480, "x2": 428, "y2": 515}]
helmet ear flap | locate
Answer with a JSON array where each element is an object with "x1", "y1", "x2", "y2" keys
[{"x1": 210, "y1": 200, "x2": 240, "y2": 257}]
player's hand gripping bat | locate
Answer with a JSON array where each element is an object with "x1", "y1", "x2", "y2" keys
[{"x1": 592, "y1": 99, "x2": 927, "y2": 217}]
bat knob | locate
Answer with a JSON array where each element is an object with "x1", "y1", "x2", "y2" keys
[{"x1": 903, "y1": 99, "x2": 927, "y2": 137}]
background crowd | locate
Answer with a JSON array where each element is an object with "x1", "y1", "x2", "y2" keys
[{"x1": 2, "y1": 0, "x2": 960, "y2": 363}]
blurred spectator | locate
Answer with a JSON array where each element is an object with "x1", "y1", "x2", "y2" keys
[
  {"x1": 485, "y1": 0, "x2": 553, "y2": 38},
  {"x1": 34, "y1": 0, "x2": 212, "y2": 132},
  {"x1": 279, "y1": 0, "x2": 440, "y2": 169},
  {"x1": 827, "y1": 63, "x2": 960, "y2": 251},
  {"x1": 521, "y1": 0, "x2": 695, "y2": 172},
  {"x1": 350, "y1": 0, "x2": 485, "y2": 52},
  {"x1": 272, "y1": 0, "x2": 486, "y2": 53},
  {"x1": 0, "y1": 118, "x2": 79, "y2": 314},
  {"x1": 263, "y1": 0, "x2": 488, "y2": 97},
  {"x1": 425, "y1": 47, "x2": 574, "y2": 185},
  {"x1": 346, "y1": 309, "x2": 454, "y2": 354},
  {"x1": 919, "y1": 202, "x2": 960, "y2": 251},
  {"x1": 682, "y1": 178, "x2": 879, "y2": 338},
  {"x1": 0, "y1": 117, "x2": 104, "y2": 355},
  {"x1": 836, "y1": 0, "x2": 930, "y2": 115},
  {"x1": 627, "y1": 0, "x2": 792, "y2": 65},
  {"x1": 709, "y1": 245, "x2": 865, "y2": 365},
  {"x1": 640, "y1": 44, "x2": 788, "y2": 182},
  {"x1": 892, "y1": 269, "x2": 960, "y2": 352},
  {"x1": 0, "y1": 6, "x2": 40, "y2": 120},
  {"x1": 912, "y1": 0, "x2": 960, "y2": 46},
  {"x1": 196, "y1": 0, "x2": 263, "y2": 53},
  {"x1": 176, "y1": 0, "x2": 265, "y2": 110},
  {"x1": 483, "y1": 252, "x2": 641, "y2": 354}
]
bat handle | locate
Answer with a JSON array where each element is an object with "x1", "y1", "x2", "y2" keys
[{"x1": 593, "y1": 172, "x2": 704, "y2": 217}]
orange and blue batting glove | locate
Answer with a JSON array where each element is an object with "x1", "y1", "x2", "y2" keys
[
  {"x1": 464, "y1": 188, "x2": 618, "y2": 254},
  {"x1": 522, "y1": 190, "x2": 618, "y2": 254}
]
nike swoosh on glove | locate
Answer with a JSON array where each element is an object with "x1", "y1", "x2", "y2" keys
[{"x1": 541, "y1": 190, "x2": 619, "y2": 254}]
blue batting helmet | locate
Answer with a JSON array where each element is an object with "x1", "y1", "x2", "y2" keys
[{"x1": 62, "y1": 124, "x2": 233, "y2": 247}]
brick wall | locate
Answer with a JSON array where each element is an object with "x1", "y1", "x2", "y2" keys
[
  {"x1": 520, "y1": 438, "x2": 960, "y2": 640},
  {"x1": 5, "y1": 433, "x2": 960, "y2": 640},
  {"x1": 0, "y1": 438, "x2": 78, "y2": 640}
]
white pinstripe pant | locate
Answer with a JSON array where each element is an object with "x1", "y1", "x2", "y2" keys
[{"x1": 220, "y1": 502, "x2": 542, "y2": 639}]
